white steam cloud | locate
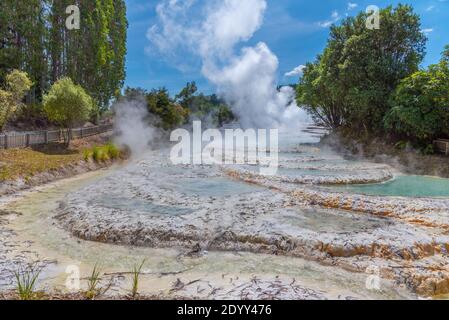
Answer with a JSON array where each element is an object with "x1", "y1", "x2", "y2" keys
[
  {"x1": 147, "y1": 0, "x2": 309, "y2": 129},
  {"x1": 113, "y1": 98, "x2": 156, "y2": 157}
]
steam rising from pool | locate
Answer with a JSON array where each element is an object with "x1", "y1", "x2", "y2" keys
[
  {"x1": 113, "y1": 97, "x2": 158, "y2": 157},
  {"x1": 147, "y1": 0, "x2": 310, "y2": 129}
]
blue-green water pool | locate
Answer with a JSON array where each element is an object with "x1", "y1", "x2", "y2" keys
[{"x1": 335, "y1": 175, "x2": 449, "y2": 198}]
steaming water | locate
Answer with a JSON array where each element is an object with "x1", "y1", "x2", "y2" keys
[
  {"x1": 335, "y1": 175, "x2": 449, "y2": 198},
  {"x1": 89, "y1": 196, "x2": 194, "y2": 216},
  {"x1": 2, "y1": 127, "x2": 445, "y2": 299},
  {"x1": 279, "y1": 208, "x2": 393, "y2": 233},
  {"x1": 3, "y1": 169, "x2": 413, "y2": 299},
  {"x1": 169, "y1": 177, "x2": 264, "y2": 197}
]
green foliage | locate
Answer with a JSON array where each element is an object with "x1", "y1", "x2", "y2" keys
[
  {"x1": 442, "y1": 45, "x2": 449, "y2": 63},
  {"x1": 0, "y1": 0, "x2": 46, "y2": 101},
  {"x1": 147, "y1": 88, "x2": 189, "y2": 130},
  {"x1": 175, "y1": 83, "x2": 235, "y2": 127},
  {"x1": 131, "y1": 259, "x2": 146, "y2": 299},
  {"x1": 385, "y1": 60, "x2": 449, "y2": 143},
  {"x1": 84, "y1": 143, "x2": 121, "y2": 162},
  {"x1": 14, "y1": 103, "x2": 48, "y2": 128},
  {"x1": 215, "y1": 104, "x2": 236, "y2": 127},
  {"x1": 0, "y1": 70, "x2": 32, "y2": 130},
  {"x1": 0, "y1": 90, "x2": 13, "y2": 130},
  {"x1": 14, "y1": 264, "x2": 41, "y2": 300},
  {"x1": 0, "y1": 0, "x2": 127, "y2": 113},
  {"x1": 297, "y1": 4, "x2": 426, "y2": 133},
  {"x1": 176, "y1": 81, "x2": 198, "y2": 110},
  {"x1": 5, "y1": 70, "x2": 33, "y2": 102},
  {"x1": 85, "y1": 263, "x2": 102, "y2": 300},
  {"x1": 43, "y1": 78, "x2": 94, "y2": 129}
]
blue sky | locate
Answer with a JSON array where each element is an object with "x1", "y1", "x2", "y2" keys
[{"x1": 125, "y1": 0, "x2": 449, "y2": 95}]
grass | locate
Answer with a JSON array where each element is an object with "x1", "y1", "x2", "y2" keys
[
  {"x1": 84, "y1": 263, "x2": 113, "y2": 300},
  {"x1": 0, "y1": 136, "x2": 120, "y2": 182},
  {"x1": 131, "y1": 260, "x2": 146, "y2": 299},
  {"x1": 85, "y1": 264, "x2": 102, "y2": 300},
  {"x1": 14, "y1": 264, "x2": 42, "y2": 300},
  {"x1": 83, "y1": 143, "x2": 121, "y2": 163},
  {"x1": 0, "y1": 147, "x2": 82, "y2": 181}
]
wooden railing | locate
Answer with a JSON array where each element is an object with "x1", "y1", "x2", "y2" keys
[
  {"x1": 434, "y1": 139, "x2": 449, "y2": 155},
  {"x1": 0, "y1": 124, "x2": 113, "y2": 149}
]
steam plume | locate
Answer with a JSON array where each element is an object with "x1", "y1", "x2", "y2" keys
[
  {"x1": 113, "y1": 97, "x2": 156, "y2": 157},
  {"x1": 147, "y1": 0, "x2": 310, "y2": 129}
]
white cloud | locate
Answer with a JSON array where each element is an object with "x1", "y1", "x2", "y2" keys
[
  {"x1": 426, "y1": 5, "x2": 435, "y2": 11},
  {"x1": 318, "y1": 10, "x2": 340, "y2": 28},
  {"x1": 347, "y1": 2, "x2": 358, "y2": 10},
  {"x1": 285, "y1": 65, "x2": 306, "y2": 77},
  {"x1": 421, "y1": 28, "x2": 434, "y2": 34}
]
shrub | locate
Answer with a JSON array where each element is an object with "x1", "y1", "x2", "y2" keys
[
  {"x1": 384, "y1": 61, "x2": 449, "y2": 144},
  {"x1": 14, "y1": 264, "x2": 41, "y2": 300},
  {"x1": 0, "y1": 70, "x2": 32, "y2": 131},
  {"x1": 84, "y1": 143, "x2": 121, "y2": 163},
  {"x1": 43, "y1": 78, "x2": 94, "y2": 145}
]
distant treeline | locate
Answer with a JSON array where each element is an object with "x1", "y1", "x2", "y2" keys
[
  {"x1": 296, "y1": 4, "x2": 449, "y2": 152},
  {"x1": 123, "y1": 82, "x2": 236, "y2": 129},
  {"x1": 0, "y1": 0, "x2": 127, "y2": 112}
]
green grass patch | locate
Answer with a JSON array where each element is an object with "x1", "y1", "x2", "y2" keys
[
  {"x1": 14, "y1": 264, "x2": 42, "y2": 300},
  {"x1": 84, "y1": 143, "x2": 122, "y2": 163}
]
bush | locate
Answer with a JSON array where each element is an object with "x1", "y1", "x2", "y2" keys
[
  {"x1": 384, "y1": 61, "x2": 449, "y2": 144},
  {"x1": 0, "y1": 70, "x2": 32, "y2": 131},
  {"x1": 84, "y1": 143, "x2": 121, "y2": 163},
  {"x1": 296, "y1": 5, "x2": 426, "y2": 132},
  {"x1": 43, "y1": 78, "x2": 94, "y2": 145}
]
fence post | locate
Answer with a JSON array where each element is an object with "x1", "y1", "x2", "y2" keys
[
  {"x1": 80, "y1": 127, "x2": 84, "y2": 138},
  {"x1": 26, "y1": 133, "x2": 30, "y2": 147},
  {"x1": 45, "y1": 131, "x2": 49, "y2": 144},
  {"x1": 5, "y1": 134, "x2": 8, "y2": 149}
]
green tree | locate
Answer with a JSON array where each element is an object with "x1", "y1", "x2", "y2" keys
[
  {"x1": 0, "y1": 70, "x2": 32, "y2": 130},
  {"x1": 442, "y1": 45, "x2": 449, "y2": 63},
  {"x1": 1, "y1": 0, "x2": 128, "y2": 118},
  {"x1": 147, "y1": 88, "x2": 188, "y2": 130},
  {"x1": 384, "y1": 56, "x2": 449, "y2": 144},
  {"x1": 0, "y1": 0, "x2": 47, "y2": 102},
  {"x1": 297, "y1": 4, "x2": 426, "y2": 133},
  {"x1": 43, "y1": 78, "x2": 94, "y2": 145},
  {"x1": 176, "y1": 81, "x2": 198, "y2": 110}
]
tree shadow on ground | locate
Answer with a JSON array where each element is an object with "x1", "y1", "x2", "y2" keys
[{"x1": 31, "y1": 143, "x2": 78, "y2": 155}]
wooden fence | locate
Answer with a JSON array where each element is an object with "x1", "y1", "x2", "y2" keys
[
  {"x1": 434, "y1": 139, "x2": 449, "y2": 156},
  {"x1": 0, "y1": 124, "x2": 113, "y2": 149}
]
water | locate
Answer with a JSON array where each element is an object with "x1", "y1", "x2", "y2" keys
[
  {"x1": 280, "y1": 208, "x2": 393, "y2": 233},
  {"x1": 170, "y1": 177, "x2": 263, "y2": 197},
  {"x1": 89, "y1": 196, "x2": 194, "y2": 216},
  {"x1": 336, "y1": 175, "x2": 449, "y2": 198},
  {"x1": 2, "y1": 170, "x2": 412, "y2": 299}
]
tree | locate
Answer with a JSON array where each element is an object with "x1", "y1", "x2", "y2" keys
[
  {"x1": 176, "y1": 81, "x2": 197, "y2": 110},
  {"x1": 1, "y1": 1, "x2": 128, "y2": 114},
  {"x1": 296, "y1": 5, "x2": 426, "y2": 133},
  {"x1": 43, "y1": 78, "x2": 94, "y2": 145},
  {"x1": 147, "y1": 88, "x2": 188, "y2": 130},
  {"x1": 384, "y1": 54, "x2": 449, "y2": 144},
  {"x1": 0, "y1": 70, "x2": 32, "y2": 131},
  {"x1": 174, "y1": 83, "x2": 235, "y2": 126},
  {"x1": 442, "y1": 45, "x2": 449, "y2": 63}
]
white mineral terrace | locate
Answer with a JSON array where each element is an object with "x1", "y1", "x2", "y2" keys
[{"x1": 1, "y1": 128, "x2": 448, "y2": 299}]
